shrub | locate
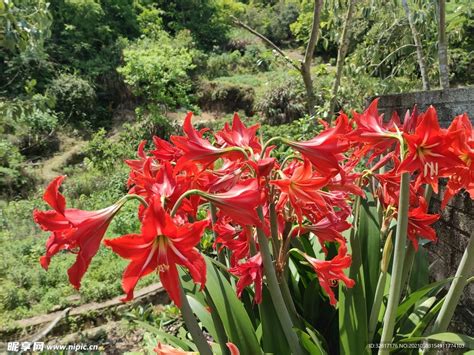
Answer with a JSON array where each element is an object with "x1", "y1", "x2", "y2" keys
[
  {"x1": 117, "y1": 29, "x2": 197, "y2": 108},
  {"x1": 197, "y1": 80, "x2": 255, "y2": 116},
  {"x1": 242, "y1": 2, "x2": 300, "y2": 46},
  {"x1": 46, "y1": 73, "x2": 96, "y2": 124},
  {"x1": 0, "y1": 140, "x2": 36, "y2": 198},
  {"x1": 255, "y1": 76, "x2": 306, "y2": 124},
  {"x1": 154, "y1": 0, "x2": 231, "y2": 50}
]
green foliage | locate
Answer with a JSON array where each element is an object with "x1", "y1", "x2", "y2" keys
[
  {"x1": 256, "y1": 74, "x2": 306, "y2": 124},
  {"x1": 197, "y1": 80, "x2": 255, "y2": 116},
  {"x1": 47, "y1": 0, "x2": 140, "y2": 77},
  {"x1": 0, "y1": 141, "x2": 35, "y2": 199},
  {"x1": 154, "y1": 0, "x2": 231, "y2": 50},
  {"x1": 242, "y1": 1, "x2": 300, "y2": 46},
  {"x1": 46, "y1": 73, "x2": 96, "y2": 124},
  {"x1": 118, "y1": 29, "x2": 197, "y2": 108},
  {"x1": 0, "y1": 0, "x2": 52, "y2": 54}
]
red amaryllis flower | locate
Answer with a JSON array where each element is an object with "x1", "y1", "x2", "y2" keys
[
  {"x1": 284, "y1": 113, "x2": 350, "y2": 176},
  {"x1": 151, "y1": 136, "x2": 182, "y2": 162},
  {"x1": 398, "y1": 106, "x2": 462, "y2": 192},
  {"x1": 229, "y1": 253, "x2": 263, "y2": 304},
  {"x1": 33, "y1": 176, "x2": 124, "y2": 289},
  {"x1": 271, "y1": 159, "x2": 330, "y2": 223},
  {"x1": 226, "y1": 343, "x2": 240, "y2": 355},
  {"x1": 104, "y1": 195, "x2": 208, "y2": 306},
  {"x1": 196, "y1": 159, "x2": 244, "y2": 194},
  {"x1": 171, "y1": 113, "x2": 244, "y2": 170},
  {"x1": 300, "y1": 249, "x2": 355, "y2": 306},
  {"x1": 406, "y1": 199, "x2": 439, "y2": 251},
  {"x1": 154, "y1": 342, "x2": 197, "y2": 354},
  {"x1": 349, "y1": 99, "x2": 401, "y2": 160},
  {"x1": 441, "y1": 113, "x2": 474, "y2": 208},
  {"x1": 214, "y1": 218, "x2": 251, "y2": 266},
  {"x1": 203, "y1": 179, "x2": 263, "y2": 226},
  {"x1": 351, "y1": 99, "x2": 399, "y2": 141},
  {"x1": 294, "y1": 214, "x2": 351, "y2": 255},
  {"x1": 125, "y1": 140, "x2": 149, "y2": 173},
  {"x1": 215, "y1": 113, "x2": 261, "y2": 153}
]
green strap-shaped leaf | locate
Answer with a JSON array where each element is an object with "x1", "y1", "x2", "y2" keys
[
  {"x1": 202, "y1": 256, "x2": 262, "y2": 354},
  {"x1": 339, "y1": 208, "x2": 369, "y2": 355},
  {"x1": 134, "y1": 320, "x2": 197, "y2": 351},
  {"x1": 359, "y1": 198, "x2": 381, "y2": 314},
  {"x1": 408, "y1": 297, "x2": 445, "y2": 338},
  {"x1": 259, "y1": 286, "x2": 290, "y2": 354},
  {"x1": 399, "y1": 332, "x2": 474, "y2": 349},
  {"x1": 187, "y1": 295, "x2": 218, "y2": 342},
  {"x1": 396, "y1": 278, "x2": 453, "y2": 319},
  {"x1": 397, "y1": 296, "x2": 437, "y2": 336}
]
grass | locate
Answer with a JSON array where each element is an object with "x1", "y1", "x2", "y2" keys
[{"x1": 0, "y1": 158, "x2": 156, "y2": 329}]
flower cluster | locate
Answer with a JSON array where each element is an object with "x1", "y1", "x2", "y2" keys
[{"x1": 34, "y1": 102, "x2": 473, "y2": 309}]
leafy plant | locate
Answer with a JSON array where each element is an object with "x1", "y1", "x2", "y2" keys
[{"x1": 32, "y1": 103, "x2": 474, "y2": 354}]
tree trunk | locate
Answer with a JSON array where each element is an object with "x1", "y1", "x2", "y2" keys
[
  {"x1": 402, "y1": 0, "x2": 430, "y2": 90},
  {"x1": 328, "y1": 0, "x2": 357, "y2": 120},
  {"x1": 438, "y1": 0, "x2": 449, "y2": 89},
  {"x1": 301, "y1": 0, "x2": 324, "y2": 116},
  {"x1": 231, "y1": 0, "x2": 323, "y2": 117}
]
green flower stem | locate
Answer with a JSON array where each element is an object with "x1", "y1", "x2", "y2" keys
[
  {"x1": 170, "y1": 189, "x2": 204, "y2": 217},
  {"x1": 256, "y1": 207, "x2": 305, "y2": 355},
  {"x1": 269, "y1": 203, "x2": 281, "y2": 260},
  {"x1": 269, "y1": 203, "x2": 300, "y2": 326},
  {"x1": 400, "y1": 243, "x2": 416, "y2": 297},
  {"x1": 210, "y1": 203, "x2": 227, "y2": 267},
  {"x1": 262, "y1": 136, "x2": 283, "y2": 156},
  {"x1": 431, "y1": 234, "x2": 474, "y2": 333},
  {"x1": 172, "y1": 194, "x2": 215, "y2": 354},
  {"x1": 369, "y1": 271, "x2": 388, "y2": 342},
  {"x1": 378, "y1": 172, "x2": 411, "y2": 354},
  {"x1": 120, "y1": 194, "x2": 149, "y2": 207},
  {"x1": 368, "y1": 231, "x2": 393, "y2": 342},
  {"x1": 178, "y1": 281, "x2": 213, "y2": 355}
]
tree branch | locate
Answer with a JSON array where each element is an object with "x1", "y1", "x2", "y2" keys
[
  {"x1": 301, "y1": 0, "x2": 323, "y2": 116},
  {"x1": 230, "y1": 16, "x2": 300, "y2": 72},
  {"x1": 402, "y1": 0, "x2": 430, "y2": 90},
  {"x1": 303, "y1": 0, "x2": 323, "y2": 73},
  {"x1": 437, "y1": 0, "x2": 449, "y2": 89},
  {"x1": 329, "y1": 0, "x2": 357, "y2": 119}
]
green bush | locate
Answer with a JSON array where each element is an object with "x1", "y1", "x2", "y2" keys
[
  {"x1": 0, "y1": 140, "x2": 36, "y2": 198},
  {"x1": 197, "y1": 80, "x2": 255, "y2": 116},
  {"x1": 242, "y1": 2, "x2": 300, "y2": 46},
  {"x1": 255, "y1": 76, "x2": 306, "y2": 124},
  {"x1": 205, "y1": 43, "x2": 275, "y2": 79},
  {"x1": 117, "y1": 29, "x2": 197, "y2": 108},
  {"x1": 154, "y1": 0, "x2": 231, "y2": 50},
  {"x1": 47, "y1": 73, "x2": 96, "y2": 124}
]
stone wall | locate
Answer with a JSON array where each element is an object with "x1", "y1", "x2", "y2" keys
[
  {"x1": 376, "y1": 87, "x2": 474, "y2": 127},
  {"x1": 429, "y1": 184, "x2": 473, "y2": 335},
  {"x1": 375, "y1": 88, "x2": 474, "y2": 335}
]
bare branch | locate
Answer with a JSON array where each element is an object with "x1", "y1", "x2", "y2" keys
[{"x1": 230, "y1": 16, "x2": 300, "y2": 72}]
